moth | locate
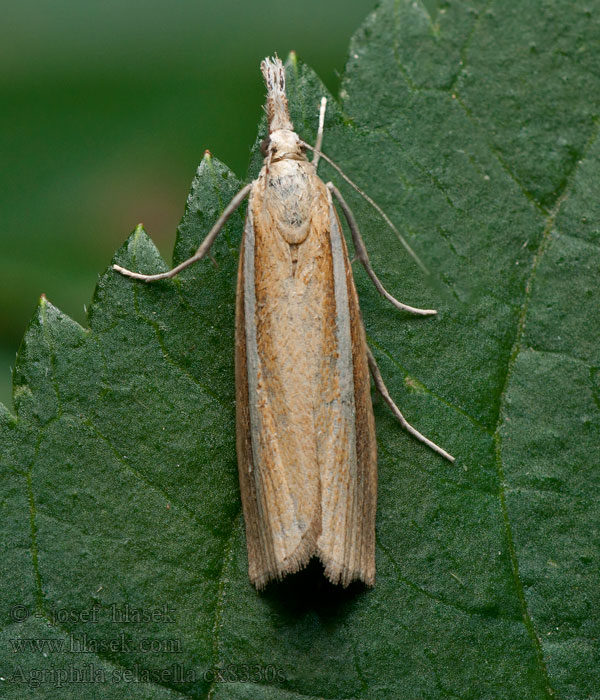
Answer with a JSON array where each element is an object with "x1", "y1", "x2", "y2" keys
[{"x1": 114, "y1": 56, "x2": 453, "y2": 590}]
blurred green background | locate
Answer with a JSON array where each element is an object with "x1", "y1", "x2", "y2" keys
[{"x1": 1, "y1": 0, "x2": 376, "y2": 410}]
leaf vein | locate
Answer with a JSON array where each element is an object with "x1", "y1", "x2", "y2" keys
[
  {"x1": 378, "y1": 535, "x2": 520, "y2": 622},
  {"x1": 26, "y1": 468, "x2": 44, "y2": 613},
  {"x1": 453, "y1": 94, "x2": 547, "y2": 214},
  {"x1": 492, "y1": 115, "x2": 600, "y2": 699},
  {"x1": 448, "y1": 0, "x2": 492, "y2": 93},
  {"x1": 85, "y1": 418, "x2": 208, "y2": 532},
  {"x1": 128, "y1": 248, "x2": 231, "y2": 411},
  {"x1": 207, "y1": 511, "x2": 241, "y2": 700},
  {"x1": 378, "y1": 439, "x2": 495, "y2": 497},
  {"x1": 369, "y1": 336, "x2": 494, "y2": 435}
]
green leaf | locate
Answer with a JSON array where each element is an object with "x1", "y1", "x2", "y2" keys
[{"x1": 2, "y1": 2, "x2": 599, "y2": 698}]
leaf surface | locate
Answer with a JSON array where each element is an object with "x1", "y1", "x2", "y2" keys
[{"x1": 1, "y1": 2, "x2": 599, "y2": 698}]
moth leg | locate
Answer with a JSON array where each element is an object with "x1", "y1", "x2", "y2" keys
[
  {"x1": 367, "y1": 346, "x2": 455, "y2": 462},
  {"x1": 327, "y1": 182, "x2": 437, "y2": 316},
  {"x1": 113, "y1": 182, "x2": 253, "y2": 282},
  {"x1": 312, "y1": 97, "x2": 327, "y2": 169}
]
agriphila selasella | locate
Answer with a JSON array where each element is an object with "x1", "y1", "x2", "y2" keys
[{"x1": 114, "y1": 56, "x2": 454, "y2": 589}]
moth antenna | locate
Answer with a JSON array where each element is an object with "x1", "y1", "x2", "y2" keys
[
  {"x1": 301, "y1": 141, "x2": 429, "y2": 275},
  {"x1": 312, "y1": 97, "x2": 327, "y2": 168},
  {"x1": 261, "y1": 55, "x2": 294, "y2": 132}
]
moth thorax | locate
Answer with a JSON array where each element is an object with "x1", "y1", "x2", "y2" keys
[{"x1": 264, "y1": 159, "x2": 313, "y2": 245}]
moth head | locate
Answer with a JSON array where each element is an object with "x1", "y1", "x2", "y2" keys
[{"x1": 263, "y1": 129, "x2": 307, "y2": 163}]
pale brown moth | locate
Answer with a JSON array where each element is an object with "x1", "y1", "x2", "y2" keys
[{"x1": 114, "y1": 56, "x2": 453, "y2": 590}]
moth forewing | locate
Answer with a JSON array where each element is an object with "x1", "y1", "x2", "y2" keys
[
  {"x1": 235, "y1": 138, "x2": 376, "y2": 588},
  {"x1": 316, "y1": 195, "x2": 377, "y2": 587}
]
